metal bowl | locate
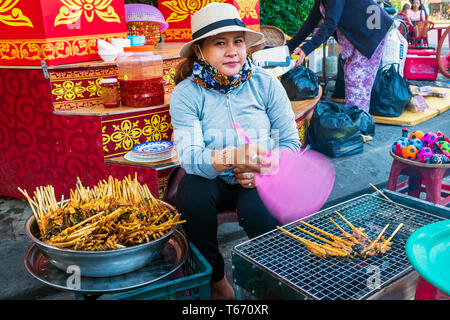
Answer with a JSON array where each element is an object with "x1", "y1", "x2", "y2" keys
[{"x1": 24, "y1": 201, "x2": 179, "y2": 277}]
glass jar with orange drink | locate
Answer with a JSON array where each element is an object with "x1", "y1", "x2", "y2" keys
[{"x1": 116, "y1": 45, "x2": 164, "y2": 108}]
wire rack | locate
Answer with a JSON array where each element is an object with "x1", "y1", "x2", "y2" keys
[{"x1": 234, "y1": 194, "x2": 445, "y2": 300}]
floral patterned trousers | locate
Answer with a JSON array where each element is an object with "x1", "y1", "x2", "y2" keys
[{"x1": 340, "y1": 31, "x2": 388, "y2": 112}]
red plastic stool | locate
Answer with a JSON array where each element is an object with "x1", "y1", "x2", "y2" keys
[
  {"x1": 387, "y1": 151, "x2": 450, "y2": 205},
  {"x1": 414, "y1": 275, "x2": 450, "y2": 300}
]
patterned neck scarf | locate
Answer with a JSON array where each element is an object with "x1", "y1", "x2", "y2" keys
[{"x1": 192, "y1": 57, "x2": 253, "y2": 94}]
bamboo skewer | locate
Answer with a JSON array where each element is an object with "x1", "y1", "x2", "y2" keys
[
  {"x1": 380, "y1": 223, "x2": 403, "y2": 251},
  {"x1": 296, "y1": 226, "x2": 337, "y2": 246},
  {"x1": 335, "y1": 211, "x2": 369, "y2": 239},
  {"x1": 277, "y1": 226, "x2": 348, "y2": 256},
  {"x1": 369, "y1": 183, "x2": 393, "y2": 202},
  {"x1": 300, "y1": 221, "x2": 335, "y2": 239},
  {"x1": 364, "y1": 224, "x2": 390, "y2": 254}
]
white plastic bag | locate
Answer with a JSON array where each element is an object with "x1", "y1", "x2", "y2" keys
[
  {"x1": 252, "y1": 45, "x2": 291, "y2": 67},
  {"x1": 381, "y1": 26, "x2": 408, "y2": 77}
]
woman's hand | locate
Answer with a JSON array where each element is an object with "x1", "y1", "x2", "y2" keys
[
  {"x1": 211, "y1": 144, "x2": 272, "y2": 173},
  {"x1": 293, "y1": 47, "x2": 306, "y2": 66},
  {"x1": 233, "y1": 143, "x2": 271, "y2": 173},
  {"x1": 232, "y1": 168, "x2": 257, "y2": 189}
]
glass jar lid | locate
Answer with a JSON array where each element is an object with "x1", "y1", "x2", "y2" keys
[{"x1": 101, "y1": 78, "x2": 118, "y2": 84}]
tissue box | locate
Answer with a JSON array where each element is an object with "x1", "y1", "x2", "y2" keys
[
  {"x1": 0, "y1": 0, "x2": 128, "y2": 66},
  {"x1": 158, "y1": 0, "x2": 260, "y2": 42}
]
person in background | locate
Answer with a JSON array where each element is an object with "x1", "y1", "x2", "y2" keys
[
  {"x1": 286, "y1": 0, "x2": 394, "y2": 113},
  {"x1": 407, "y1": 0, "x2": 427, "y2": 25},
  {"x1": 397, "y1": 4, "x2": 412, "y2": 23},
  {"x1": 170, "y1": 3, "x2": 301, "y2": 300}
]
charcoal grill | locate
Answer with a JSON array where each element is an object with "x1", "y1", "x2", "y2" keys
[{"x1": 232, "y1": 192, "x2": 450, "y2": 300}]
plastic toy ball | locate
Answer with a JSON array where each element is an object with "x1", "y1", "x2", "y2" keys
[
  {"x1": 438, "y1": 141, "x2": 450, "y2": 152},
  {"x1": 429, "y1": 154, "x2": 449, "y2": 165},
  {"x1": 409, "y1": 130, "x2": 424, "y2": 140},
  {"x1": 392, "y1": 137, "x2": 409, "y2": 155},
  {"x1": 417, "y1": 147, "x2": 434, "y2": 163},
  {"x1": 402, "y1": 145, "x2": 419, "y2": 160},
  {"x1": 409, "y1": 138, "x2": 424, "y2": 151},
  {"x1": 422, "y1": 132, "x2": 439, "y2": 147}
]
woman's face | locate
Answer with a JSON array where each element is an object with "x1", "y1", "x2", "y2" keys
[
  {"x1": 194, "y1": 31, "x2": 246, "y2": 76},
  {"x1": 412, "y1": 0, "x2": 420, "y2": 10}
]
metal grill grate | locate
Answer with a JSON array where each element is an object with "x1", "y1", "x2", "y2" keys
[{"x1": 234, "y1": 195, "x2": 445, "y2": 300}]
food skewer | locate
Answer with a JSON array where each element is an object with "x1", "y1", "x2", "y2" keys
[
  {"x1": 296, "y1": 226, "x2": 354, "y2": 253},
  {"x1": 335, "y1": 211, "x2": 369, "y2": 240},
  {"x1": 277, "y1": 226, "x2": 349, "y2": 257},
  {"x1": 380, "y1": 223, "x2": 403, "y2": 251},
  {"x1": 362, "y1": 224, "x2": 389, "y2": 256},
  {"x1": 18, "y1": 174, "x2": 184, "y2": 251}
]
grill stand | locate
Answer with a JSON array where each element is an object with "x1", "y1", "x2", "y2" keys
[{"x1": 232, "y1": 190, "x2": 449, "y2": 300}]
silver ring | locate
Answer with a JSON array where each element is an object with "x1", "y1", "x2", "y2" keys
[
  {"x1": 251, "y1": 155, "x2": 258, "y2": 162},
  {"x1": 248, "y1": 182, "x2": 252, "y2": 186}
]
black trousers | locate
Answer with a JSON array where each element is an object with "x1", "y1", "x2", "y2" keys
[{"x1": 175, "y1": 174, "x2": 280, "y2": 282}]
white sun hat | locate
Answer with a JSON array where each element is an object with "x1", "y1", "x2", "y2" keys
[{"x1": 179, "y1": 2, "x2": 264, "y2": 58}]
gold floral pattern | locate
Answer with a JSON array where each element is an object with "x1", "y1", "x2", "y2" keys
[
  {"x1": 110, "y1": 120, "x2": 142, "y2": 151},
  {"x1": 142, "y1": 115, "x2": 170, "y2": 141},
  {"x1": 162, "y1": 67, "x2": 176, "y2": 87},
  {"x1": 0, "y1": 0, "x2": 33, "y2": 27},
  {"x1": 102, "y1": 111, "x2": 172, "y2": 157},
  {"x1": 160, "y1": 0, "x2": 226, "y2": 23},
  {"x1": 85, "y1": 78, "x2": 102, "y2": 97},
  {"x1": 0, "y1": 32, "x2": 127, "y2": 62},
  {"x1": 51, "y1": 80, "x2": 86, "y2": 101},
  {"x1": 235, "y1": 0, "x2": 258, "y2": 19},
  {"x1": 102, "y1": 126, "x2": 110, "y2": 152},
  {"x1": 54, "y1": 0, "x2": 121, "y2": 26},
  {"x1": 49, "y1": 65, "x2": 118, "y2": 111}
]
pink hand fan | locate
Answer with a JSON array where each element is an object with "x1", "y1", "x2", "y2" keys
[{"x1": 233, "y1": 123, "x2": 336, "y2": 224}]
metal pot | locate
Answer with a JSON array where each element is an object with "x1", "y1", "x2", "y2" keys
[{"x1": 24, "y1": 201, "x2": 178, "y2": 277}]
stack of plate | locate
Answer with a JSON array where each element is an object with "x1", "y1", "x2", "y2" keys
[{"x1": 125, "y1": 140, "x2": 176, "y2": 163}]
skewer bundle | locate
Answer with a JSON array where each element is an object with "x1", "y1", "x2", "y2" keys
[
  {"x1": 18, "y1": 174, "x2": 185, "y2": 251},
  {"x1": 278, "y1": 211, "x2": 403, "y2": 260}
]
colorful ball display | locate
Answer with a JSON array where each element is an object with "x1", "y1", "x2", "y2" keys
[
  {"x1": 393, "y1": 130, "x2": 448, "y2": 165},
  {"x1": 401, "y1": 145, "x2": 419, "y2": 160}
]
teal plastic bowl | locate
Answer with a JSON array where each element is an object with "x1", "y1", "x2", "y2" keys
[{"x1": 406, "y1": 220, "x2": 450, "y2": 295}]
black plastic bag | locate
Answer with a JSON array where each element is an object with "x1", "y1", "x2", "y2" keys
[
  {"x1": 281, "y1": 65, "x2": 319, "y2": 100},
  {"x1": 307, "y1": 101, "x2": 364, "y2": 158},
  {"x1": 331, "y1": 54, "x2": 346, "y2": 100},
  {"x1": 369, "y1": 63, "x2": 412, "y2": 117},
  {"x1": 346, "y1": 105, "x2": 375, "y2": 136}
]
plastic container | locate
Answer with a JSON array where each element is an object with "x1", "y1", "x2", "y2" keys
[
  {"x1": 75, "y1": 243, "x2": 212, "y2": 300},
  {"x1": 116, "y1": 45, "x2": 165, "y2": 108},
  {"x1": 404, "y1": 47, "x2": 438, "y2": 80},
  {"x1": 101, "y1": 78, "x2": 120, "y2": 108}
]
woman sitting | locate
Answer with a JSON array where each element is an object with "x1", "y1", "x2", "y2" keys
[
  {"x1": 407, "y1": 0, "x2": 427, "y2": 25},
  {"x1": 169, "y1": 3, "x2": 301, "y2": 300}
]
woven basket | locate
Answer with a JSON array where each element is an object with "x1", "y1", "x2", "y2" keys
[
  {"x1": 260, "y1": 25, "x2": 286, "y2": 47},
  {"x1": 127, "y1": 21, "x2": 161, "y2": 46}
]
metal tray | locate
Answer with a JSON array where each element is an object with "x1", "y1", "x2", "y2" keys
[{"x1": 24, "y1": 230, "x2": 189, "y2": 294}]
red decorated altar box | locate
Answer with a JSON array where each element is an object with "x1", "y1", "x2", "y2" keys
[
  {"x1": 158, "y1": 0, "x2": 260, "y2": 42},
  {"x1": 0, "y1": 0, "x2": 128, "y2": 66}
]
